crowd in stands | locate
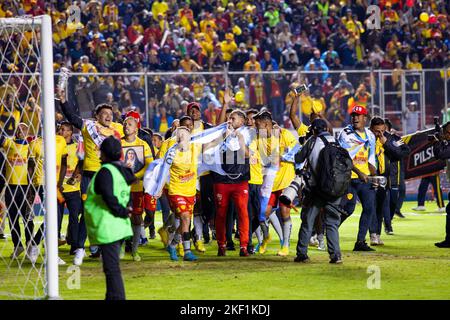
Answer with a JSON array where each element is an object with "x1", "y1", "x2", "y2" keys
[{"x1": 0, "y1": 0, "x2": 449, "y2": 132}]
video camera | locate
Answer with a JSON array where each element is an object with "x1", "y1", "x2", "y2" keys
[{"x1": 428, "y1": 117, "x2": 443, "y2": 142}]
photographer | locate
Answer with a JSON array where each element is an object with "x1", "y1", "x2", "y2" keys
[
  {"x1": 293, "y1": 119, "x2": 343, "y2": 264},
  {"x1": 432, "y1": 121, "x2": 450, "y2": 248}
]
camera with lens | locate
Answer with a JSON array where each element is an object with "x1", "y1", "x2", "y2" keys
[
  {"x1": 367, "y1": 176, "x2": 387, "y2": 189},
  {"x1": 279, "y1": 169, "x2": 310, "y2": 207},
  {"x1": 292, "y1": 84, "x2": 308, "y2": 96},
  {"x1": 428, "y1": 117, "x2": 443, "y2": 142}
]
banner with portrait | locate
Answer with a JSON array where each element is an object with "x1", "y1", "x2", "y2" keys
[{"x1": 122, "y1": 145, "x2": 145, "y2": 173}]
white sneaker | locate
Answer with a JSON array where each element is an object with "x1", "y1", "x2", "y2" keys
[
  {"x1": 412, "y1": 206, "x2": 426, "y2": 211},
  {"x1": 27, "y1": 245, "x2": 40, "y2": 264},
  {"x1": 370, "y1": 233, "x2": 379, "y2": 246},
  {"x1": 309, "y1": 235, "x2": 319, "y2": 247},
  {"x1": 10, "y1": 246, "x2": 25, "y2": 259},
  {"x1": 73, "y1": 248, "x2": 86, "y2": 266},
  {"x1": 317, "y1": 239, "x2": 326, "y2": 251},
  {"x1": 377, "y1": 234, "x2": 384, "y2": 246},
  {"x1": 438, "y1": 207, "x2": 446, "y2": 213},
  {"x1": 58, "y1": 257, "x2": 66, "y2": 265}
]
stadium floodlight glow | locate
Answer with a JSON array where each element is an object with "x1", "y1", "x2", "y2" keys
[{"x1": 0, "y1": 15, "x2": 59, "y2": 300}]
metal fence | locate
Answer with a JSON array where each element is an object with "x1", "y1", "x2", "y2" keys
[{"x1": 3, "y1": 68, "x2": 447, "y2": 135}]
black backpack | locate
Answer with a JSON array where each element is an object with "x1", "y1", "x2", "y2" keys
[{"x1": 313, "y1": 135, "x2": 353, "y2": 201}]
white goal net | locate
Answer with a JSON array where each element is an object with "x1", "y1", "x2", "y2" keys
[{"x1": 0, "y1": 16, "x2": 59, "y2": 300}]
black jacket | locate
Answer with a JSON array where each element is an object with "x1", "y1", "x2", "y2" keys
[
  {"x1": 434, "y1": 140, "x2": 450, "y2": 160},
  {"x1": 94, "y1": 161, "x2": 136, "y2": 218},
  {"x1": 382, "y1": 133, "x2": 411, "y2": 187}
]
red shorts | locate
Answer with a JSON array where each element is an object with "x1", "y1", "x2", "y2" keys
[
  {"x1": 131, "y1": 192, "x2": 144, "y2": 215},
  {"x1": 143, "y1": 193, "x2": 157, "y2": 211},
  {"x1": 268, "y1": 190, "x2": 287, "y2": 208},
  {"x1": 168, "y1": 195, "x2": 196, "y2": 216}
]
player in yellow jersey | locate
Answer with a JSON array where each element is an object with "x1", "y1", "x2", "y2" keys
[
  {"x1": 254, "y1": 111, "x2": 299, "y2": 257},
  {"x1": 1, "y1": 123, "x2": 33, "y2": 259},
  {"x1": 121, "y1": 117, "x2": 153, "y2": 262},
  {"x1": 58, "y1": 122, "x2": 87, "y2": 265},
  {"x1": 28, "y1": 130, "x2": 68, "y2": 264},
  {"x1": 165, "y1": 126, "x2": 201, "y2": 262},
  {"x1": 58, "y1": 90, "x2": 123, "y2": 258}
]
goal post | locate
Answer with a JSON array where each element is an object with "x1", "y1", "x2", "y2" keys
[{"x1": 0, "y1": 15, "x2": 59, "y2": 299}]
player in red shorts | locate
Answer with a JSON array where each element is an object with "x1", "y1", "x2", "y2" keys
[{"x1": 121, "y1": 117, "x2": 153, "y2": 261}]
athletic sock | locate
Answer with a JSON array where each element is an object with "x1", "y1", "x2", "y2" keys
[
  {"x1": 132, "y1": 225, "x2": 141, "y2": 254},
  {"x1": 170, "y1": 232, "x2": 181, "y2": 249},
  {"x1": 182, "y1": 232, "x2": 191, "y2": 253},
  {"x1": 254, "y1": 226, "x2": 263, "y2": 244},
  {"x1": 281, "y1": 217, "x2": 292, "y2": 248},
  {"x1": 269, "y1": 212, "x2": 283, "y2": 242},
  {"x1": 260, "y1": 221, "x2": 269, "y2": 239},
  {"x1": 193, "y1": 214, "x2": 203, "y2": 241}
]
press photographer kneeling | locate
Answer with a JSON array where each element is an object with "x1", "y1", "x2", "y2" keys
[
  {"x1": 288, "y1": 119, "x2": 352, "y2": 263},
  {"x1": 432, "y1": 121, "x2": 450, "y2": 248}
]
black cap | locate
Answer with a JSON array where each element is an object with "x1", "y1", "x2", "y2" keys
[
  {"x1": 100, "y1": 136, "x2": 122, "y2": 161},
  {"x1": 311, "y1": 118, "x2": 328, "y2": 133},
  {"x1": 253, "y1": 110, "x2": 272, "y2": 121}
]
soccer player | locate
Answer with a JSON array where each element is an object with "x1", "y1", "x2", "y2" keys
[
  {"x1": 254, "y1": 111, "x2": 299, "y2": 256},
  {"x1": 213, "y1": 109, "x2": 251, "y2": 257},
  {"x1": 28, "y1": 128, "x2": 68, "y2": 264},
  {"x1": 121, "y1": 116, "x2": 153, "y2": 261},
  {"x1": 187, "y1": 102, "x2": 215, "y2": 246},
  {"x1": 59, "y1": 90, "x2": 123, "y2": 258},
  {"x1": 58, "y1": 121, "x2": 87, "y2": 265},
  {"x1": 0, "y1": 123, "x2": 34, "y2": 260},
  {"x1": 165, "y1": 126, "x2": 200, "y2": 262}
]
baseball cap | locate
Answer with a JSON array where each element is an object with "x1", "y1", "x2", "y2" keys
[
  {"x1": 311, "y1": 118, "x2": 328, "y2": 133},
  {"x1": 187, "y1": 102, "x2": 201, "y2": 113},
  {"x1": 100, "y1": 136, "x2": 122, "y2": 161},
  {"x1": 350, "y1": 105, "x2": 368, "y2": 115},
  {"x1": 125, "y1": 110, "x2": 141, "y2": 128}
]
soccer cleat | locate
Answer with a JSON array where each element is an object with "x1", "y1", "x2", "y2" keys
[
  {"x1": 239, "y1": 247, "x2": 249, "y2": 257},
  {"x1": 149, "y1": 228, "x2": 156, "y2": 239},
  {"x1": 435, "y1": 240, "x2": 450, "y2": 248},
  {"x1": 217, "y1": 246, "x2": 226, "y2": 256},
  {"x1": 309, "y1": 235, "x2": 319, "y2": 247},
  {"x1": 377, "y1": 235, "x2": 384, "y2": 246},
  {"x1": 395, "y1": 211, "x2": 406, "y2": 218},
  {"x1": 10, "y1": 246, "x2": 25, "y2": 259},
  {"x1": 194, "y1": 240, "x2": 206, "y2": 253},
  {"x1": 58, "y1": 257, "x2": 67, "y2": 265},
  {"x1": 176, "y1": 243, "x2": 184, "y2": 257},
  {"x1": 353, "y1": 241, "x2": 375, "y2": 252},
  {"x1": 412, "y1": 206, "x2": 425, "y2": 212},
  {"x1": 183, "y1": 251, "x2": 198, "y2": 261},
  {"x1": 294, "y1": 254, "x2": 310, "y2": 263},
  {"x1": 437, "y1": 207, "x2": 446, "y2": 213},
  {"x1": 370, "y1": 233, "x2": 379, "y2": 246},
  {"x1": 259, "y1": 235, "x2": 271, "y2": 254},
  {"x1": 132, "y1": 252, "x2": 142, "y2": 262},
  {"x1": 73, "y1": 248, "x2": 86, "y2": 266},
  {"x1": 167, "y1": 246, "x2": 179, "y2": 261},
  {"x1": 277, "y1": 246, "x2": 290, "y2": 256},
  {"x1": 139, "y1": 237, "x2": 148, "y2": 246},
  {"x1": 385, "y1": 229, "x2": 394, "y2": 236},
  {"x1": 89, "y1": 248, "x2": 101, "y2": 258},
  {"x1": 247, "y1": 244, "x2": 255, "y2": 255},
  {"x1": 158, "y1": 227, "x2": 169, "y2": 247},
  {"x1": 317, "y1": 239, "x2": 326, "y2": 251},
  {"x1": 254, "y1": 242, "x2": 261, "y2": 253},
  {"x1": 0, "y1": 234, "x2": 5, "y2": 240},
  {"x1": 27, "y1": 245, "x2": 40, "y2": 264}
]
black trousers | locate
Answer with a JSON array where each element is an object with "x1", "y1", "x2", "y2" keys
[
  {"x1": 59, "y1": 191, "x2": 86, "y2": 250},
  {"x1": 5, "y1": 185, "x2": 34, "y2": 248},
  {"x1": 247, "y1": 183, "x2": 261, "y2": 246},
  {"x1": 99, "y1": 240, "x2": 126, "y2": 300}
]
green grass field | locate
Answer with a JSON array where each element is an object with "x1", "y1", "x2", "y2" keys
[{"x1": 1, "y1": 201, "x2": 449, "y2": 300}]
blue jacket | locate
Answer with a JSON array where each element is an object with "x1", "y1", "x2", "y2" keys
[
  {"x1": 305, "y1": 58, "x2": 329, "y2": 82},
  {"x1": 260, "y1": 58, "x2": 279, "y2": 71},
  {"x1": 153, "y1": 115, "x2": 174, "y2": 133}
]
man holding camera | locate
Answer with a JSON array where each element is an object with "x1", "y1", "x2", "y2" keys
[
  {"x1": 338, "y1": 105, "x2": 377, "y2": 252},
  {"x1": 432, "y1": 122, "x2": 450, "y2": 248},
  {"x1": 294, "y1": 119, "x2": 344, "y2": 263}
]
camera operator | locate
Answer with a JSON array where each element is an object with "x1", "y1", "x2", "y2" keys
[
  {"x1": 368, "y1": 117, "x2": 410, "y2": 245},
  {"x1": 432, "y1": 121, "x2": 450, "y2": 248},
  {"x1": 293, "y1": 119, "x2": 343, "y2": 264}
]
